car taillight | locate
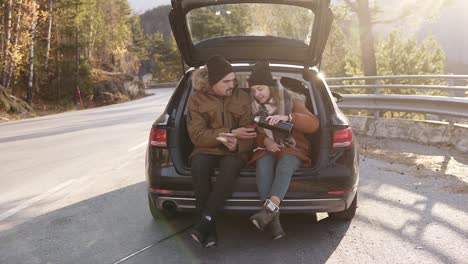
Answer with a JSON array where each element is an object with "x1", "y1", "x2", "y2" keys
[
  {"x1": 149, "y1": 128, "x2": 167, "y2": 147},
  {"x1": 333, "y1": 127, "x2": 353, "y2": 149},
  {"x1": 327, "y1": 190, "x2": 352, "y2": 195},
  {"x1": 149, "y1": 188, "x2": 175, "y2": 194}
]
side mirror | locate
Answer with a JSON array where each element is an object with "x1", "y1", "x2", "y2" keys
[{"x1": 331, "y1": 92, "x2": 343, "y2": 103}]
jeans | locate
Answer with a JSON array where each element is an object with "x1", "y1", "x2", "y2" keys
[
  {"x1": 256, "y1": 153, "x2": 302, "y2": 201},
  {"x1": 191, "y1": 153, "x2": 245, "y2": 216}
]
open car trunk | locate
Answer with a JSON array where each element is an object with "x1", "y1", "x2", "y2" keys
[
  {"x1": 170, "y1": 70, "x2": 323, "y2": 175},
  {"x1": 166, "y1": 0, "x2": 333, "y2": 175},
  {"x1": 169, "y1": 0, "x2": 333, "y2": 69}
]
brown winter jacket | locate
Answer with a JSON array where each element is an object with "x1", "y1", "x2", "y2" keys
[
  {"x1": 187, "y1": 68, "x2": 254, "y2": 162},
  {"x1": 248, "y1": 99, "x2": 319, "y2": 166}
]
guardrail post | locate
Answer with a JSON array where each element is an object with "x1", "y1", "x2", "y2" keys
[
  {"x1": 446, "y1": 74, "x2": 463, "y2": 125},
  {"x1": 373, "y1": 78, "x2": 382, "y2": 118},
  {"x1": 448, "y1": 74, "x2": 465, "y2": 98}
]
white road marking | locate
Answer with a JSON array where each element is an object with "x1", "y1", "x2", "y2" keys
[
  {"x1": 0, "y1": 179, "x2": 77, "y2": 222},
  {"x1": 128, "y1": 141, "x2": 147, "y2": 152}
]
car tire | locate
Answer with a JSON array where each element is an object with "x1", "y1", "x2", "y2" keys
[
  {"x1": 329, "y1": 193, "x2": 357, "y2": 221},
  {"x1": 148, "y1": 193, "x2": 177, "y2": 221}
]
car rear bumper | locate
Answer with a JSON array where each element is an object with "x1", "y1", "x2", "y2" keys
[{"x1": 152, "y1": 193, "x2": 353, "y2": 214}]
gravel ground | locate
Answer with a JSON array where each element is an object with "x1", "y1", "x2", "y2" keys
[{"x1": 358, "y1": 135, "x2": 468, "y2": 194}]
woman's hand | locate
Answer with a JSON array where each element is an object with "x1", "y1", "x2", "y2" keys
[
  {"x1": 231, "y1": 127, "x2": 257, "y2": 139},
  {"x1": 266, "y1": 115, "x2": 289, "y2": 126},
  {"x1": 264, "y1": 137, "x2": 281, "y2": 152}
]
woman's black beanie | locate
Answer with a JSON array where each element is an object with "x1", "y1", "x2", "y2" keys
[
  {"x1": 249, "y1": 61, "x2": 276, "y2": 87},
  {"x1": 207, "y1": 55, "x2": 233, "y2": 85}
]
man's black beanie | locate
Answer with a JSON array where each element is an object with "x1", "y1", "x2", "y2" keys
[
  {"x1": 207, "y1": 55, "x2": 233, "y2": 85},
  {"x1": 249, "y1": 61, "x2": 275, "y2": 87}
]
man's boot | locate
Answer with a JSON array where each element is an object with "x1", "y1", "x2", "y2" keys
[
  {"x1": 203, "y1": 220, "x2": 217, "y2": 248},
  {"x1": 269, "y1": 213, "x2": 285, "y2": 240},
  {"x1": 190, "y1": 214, "x2": 215, "y2": 247},
  {"x1": 249, "y1": 199, "x2": 279, "y2": 231}
]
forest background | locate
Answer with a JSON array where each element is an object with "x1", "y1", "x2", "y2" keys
[{"x1": 0, "y1": 0, "x2": 464, "y2": 119}]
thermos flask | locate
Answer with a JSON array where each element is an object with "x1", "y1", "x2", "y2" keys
[{"x1": 254, "y1": 116, "x2": 294, "y2": 136}]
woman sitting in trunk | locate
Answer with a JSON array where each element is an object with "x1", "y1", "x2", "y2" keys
[{"x1": 248, "y1": 61, "x2": 320, "y2": 240}]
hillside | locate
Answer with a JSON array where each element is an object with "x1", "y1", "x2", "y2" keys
[
  {"x1": 139, "y1": 5, "x2": 172, "y2": 41},
  {"x1": 139, "y1": 1, "x2": 468, "y2": 73},
  {"x1": 416, "y1": 0, "x2": 468, "y2": 73},
  {"x1": 373, "y1": 0, "x2": 468, "y2": 73}
]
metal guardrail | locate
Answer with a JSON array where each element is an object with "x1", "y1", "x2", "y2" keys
[
  {"x1": 147, "y1": 82, "x2": 178, "y2": 89},
  {"x1": 327, "y1": 75, "x2": 468, "y2": 81},
  {"x1": 147, "y1": 75, "x2": 468, "y2": 119},
  {"x1": 339, "y1": 94, "x2": 468, "y2": 118},
  {"x1": 329, "y1": 84, "x2": 468, "y2": 92},
  {"x1": 328, "y1": 75, "x2": 468, "y2": 119}
]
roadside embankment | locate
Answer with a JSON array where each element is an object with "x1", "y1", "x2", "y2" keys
[
  {"x1": 349, "y1": 115, "x2": 468, "y2": 153},
  {"x1": 358, "y1": 135, "x2": 468, "y2": 193},
  {"x1": 0, "y1": 70, "x2": 147, "y2": 123}
]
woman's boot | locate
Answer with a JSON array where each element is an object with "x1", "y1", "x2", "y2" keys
[
  {"x1": 250, "y1": 199, "x2": 279, "y2": 231},
  {"x1": 269, "y1": 213, "x2": 285, "y2": 240}
]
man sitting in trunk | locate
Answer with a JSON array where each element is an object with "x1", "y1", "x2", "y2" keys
[{"x1": 186, "y1": 55, "x2": 256, "y2": 248}]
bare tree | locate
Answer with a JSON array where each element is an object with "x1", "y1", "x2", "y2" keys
[
  {"x1": 27, "y1": 0, "x2": 37, "y2": 105},
  {"x1": 44, "y1": 0, "x2": 53, "y2": 72},
  {"x1": 1, "y1": 0, "x2": 13, "y2": 87},
  {"x1": 0, "y1": 1, "x2": 5, "y2": 77},
  {"x1": 6, "y1": 0, "x2": 23, "y2": 90}
]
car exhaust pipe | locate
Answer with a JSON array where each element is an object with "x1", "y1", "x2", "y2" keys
[{"x1": 162, "y1": 200, "x2": 177, "y2": 214}]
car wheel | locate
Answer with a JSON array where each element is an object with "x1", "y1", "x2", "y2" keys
[
  {"x1": 148, "y1": 193, "x2": 177, "y2": 221},
  {"x1": 329, "y1": 193, "x2": 357, "y2": 221}
]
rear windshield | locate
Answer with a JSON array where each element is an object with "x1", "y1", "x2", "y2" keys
[{"x1": 187, "y1": 3, "x2": 315, "y2": 44}]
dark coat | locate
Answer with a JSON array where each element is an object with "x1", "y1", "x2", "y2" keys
[{"x1": 187, "y1": 68, "x2": 254, "y2": 162}]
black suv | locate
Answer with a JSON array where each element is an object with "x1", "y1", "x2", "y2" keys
[{"x1": 146, "y1": 0, "x2": 359, "y2": 221}]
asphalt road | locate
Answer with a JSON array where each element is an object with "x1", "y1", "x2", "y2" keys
[{"x1": 0, "y1": 89, "x2": 466, "y2": 264}]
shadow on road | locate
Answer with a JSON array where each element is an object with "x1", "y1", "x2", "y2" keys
[
  {"x1": 0, "y1": 182, "x2": 190, "y2": 264},
  {"x1": 1, "y1": 161, "x2": 466, "y2": 264},
  {"x1": 0, "y1": 181, "x2": 350, "y2": 264},
  {"x1": 148, "y1": 213, "x2": 352, "y2": 264}
]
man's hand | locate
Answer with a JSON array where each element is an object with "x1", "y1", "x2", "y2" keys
[
  {"x1": 266, "y1": 115, "x2": 289, "y2": 126},
  {"x1": 216, "y1": 133, "x2": 238, "y2": 152},
  {"x1": 231, "y1": 127, "x2": 257, "y2": 139},
  {"x1": 264, "y1": 137, "x2": 281, "y2": 152}
]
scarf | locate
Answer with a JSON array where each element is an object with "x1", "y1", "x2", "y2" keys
[{"x1": 252, "y1": 80, "x2": 296, "y2": 148}]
